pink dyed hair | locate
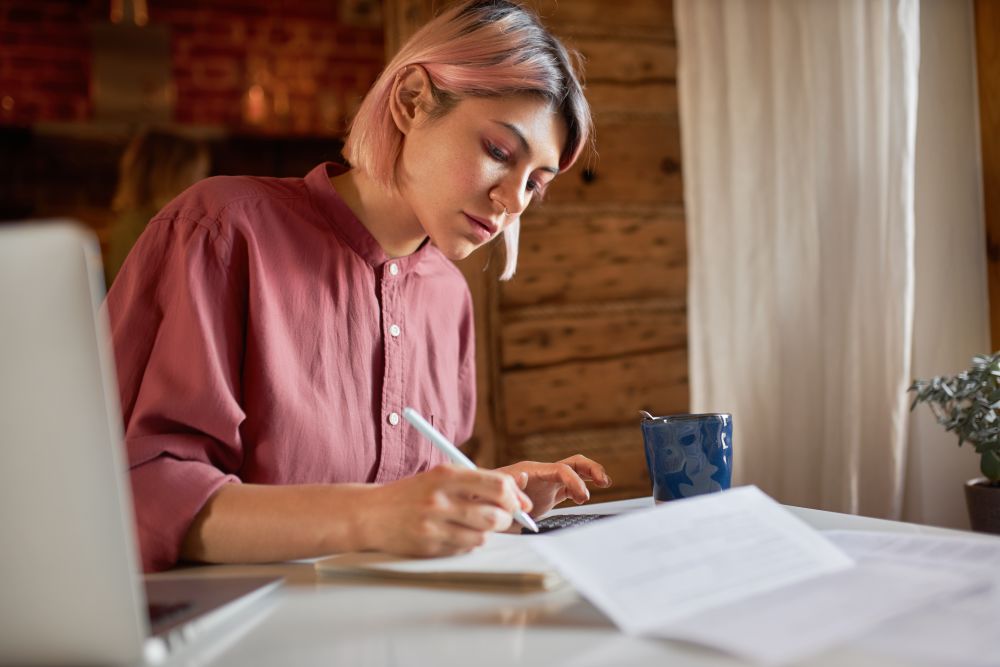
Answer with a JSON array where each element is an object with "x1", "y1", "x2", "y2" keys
[{"x1": 344, "y1": 0, "x2": 592, "y2": 280}]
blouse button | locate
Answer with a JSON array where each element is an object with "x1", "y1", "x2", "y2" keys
[
  {"x1": 388, "y1": 262, "x2": 399, "y2": 276},
  {"x1": 389, "y1": 324, "x2": 401, "y2": 337},
  {"x1": 388, "y1": 412, "x2": 400, "y2": 426}
]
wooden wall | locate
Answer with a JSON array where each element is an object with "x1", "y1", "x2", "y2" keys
[
  {"x1": 386, "y1": 0, "x2": 687, "y2": 502},
  {"x1": 977, "y1": 0, "x2": 1000, "y2": 352}
]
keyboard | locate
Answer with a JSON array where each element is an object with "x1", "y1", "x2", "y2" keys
[
  {"x1": 147, "y1": 601, "x2": 192, "y2": 625},
  {"x1": 523, "y1": 513, "x2": 613, "y2": 534}
]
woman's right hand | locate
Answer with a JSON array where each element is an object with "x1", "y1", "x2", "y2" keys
[{"x1": 359, "y1": 465, "x2": 533, "y2": 557}]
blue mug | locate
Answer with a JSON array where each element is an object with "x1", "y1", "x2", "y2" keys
[{"x1": 640, "y1": 412, "x2": 733, "y2": 502}]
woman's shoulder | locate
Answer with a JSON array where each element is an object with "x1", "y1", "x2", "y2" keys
[
  {"x1": 164, "y1": 174, "x2": 305, "y2": 217},
  {"x1": 147, "y1": 174, "x2": 314, "y2": 244}
]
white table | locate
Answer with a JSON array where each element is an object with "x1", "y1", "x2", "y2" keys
[{"x1": 156, "y1": 497, "x2": 985, "y2": 667}]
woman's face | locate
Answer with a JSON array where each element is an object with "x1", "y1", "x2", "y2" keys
[{"x1": 395, "y1": 93, "x2": 567, "y2": 261}]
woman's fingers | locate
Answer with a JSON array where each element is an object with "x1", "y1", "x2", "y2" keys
[
  {"x1": 450, "y1": 498, "x2": 514, "y2": 532},
  {"x1": 522, "y1": 463, "x2": 590, "y2": 503},
  {"x1": 387, "y1": 457, "x2": 615, "y2": 558},
  {"x1": 555, "y1": 463, "x2": 590, "y2": 503},
  {"x1": 410, "y1": 518, "x2": 487, "y2": 557},
  {"x1": 372, "y1": 467, "x2": 532, "y2": 557},
  {"x1": 559, "y1": 454, "x2": 613, "y2": 488},
  {"x1": 438, "y1": 523, "x2": 490, "y2": 553},
  {"x1": 377, "y1": 455, "x2": 615, "y2": 558},
  {"x1": 431, "y1": 466, "x2": 532, "y2": 519}
]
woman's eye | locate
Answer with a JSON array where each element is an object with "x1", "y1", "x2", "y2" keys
[
  {"x1": 526, "y1": 179, "x2": 548, "y2": 200},
  {"x1": 487, "y1": 143, "x2": 509, "y2": 162}
]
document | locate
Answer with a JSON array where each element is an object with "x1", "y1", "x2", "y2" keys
[
  {"x1": 529, "y1": 486, "x2": 854, "y2": 634},
  {"x1": 661, "y1": 560, "x2": 978, "y2": 665},
  {"x1": 315, "y1": 533, "x2": 563, "y2": 590},
  {"x1": 529, "y1": 486, "x2": 978, "y2": 665},
  {"x1": 827, "y1": 530, "x2": 1000, "y2": 667}
]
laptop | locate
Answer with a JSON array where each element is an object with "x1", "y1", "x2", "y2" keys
[{"x1": 0, "y1": 221, "x2": 282, "y2": 665}]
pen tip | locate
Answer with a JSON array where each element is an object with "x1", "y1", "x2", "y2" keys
[{"x1": 518, "y1": 512, "x2": 539, "y2": 533}]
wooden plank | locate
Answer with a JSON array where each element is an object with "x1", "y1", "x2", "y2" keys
[
  {"x1": 502, "y1": 259, "x2": 685, "y2": 308},
  {"x1": 502, "y1": 349, "x2": 689, "y2": 435},
  {"x1": 501, "y1": 208, "x2": 686, "y2": 307},
  {"x1": 572, "y1": 36, "x2": 676, "y2": 83},
  {"x1": 585, "y1": 83, "x2": 677, "y2": 119},
  {"x1": 544, "y1": 118, "x2": 683, "y2": 205},
  {"x1": 527, "y1": 0, "x2": 675, "y2": 40},
  {"x1": 501, "y1": 300, "x2": 686, "y2": 369},
  {"x1": 975, "y1": 0, "x2": 1000, "y2": 350},
  {"x1": 504, "y1": 426, "x2": 654, "y2": 502}
]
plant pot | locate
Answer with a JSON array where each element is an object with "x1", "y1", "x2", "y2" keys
[{"x1": 964, "y1": 477, "x2": 1000, "y2": 534}]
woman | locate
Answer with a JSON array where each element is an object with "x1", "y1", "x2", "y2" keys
[
  {"x1": 107, "y1": 0, "x2": 610, "y2": 573},
  {"x1": 105, "y1": 129, "x2": 210, "y2": 285}
]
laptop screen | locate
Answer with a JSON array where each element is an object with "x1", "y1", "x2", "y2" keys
[{"x1": 0, "y1": 221, "x2": 150, "y2": 664}]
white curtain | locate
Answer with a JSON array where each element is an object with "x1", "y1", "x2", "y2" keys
[
  {"x1": 903, "y1": 0, "x2": 988, "y2": 529},
  {"x1": 676, "y1": 0, "x2": 921, "y2": 518}
]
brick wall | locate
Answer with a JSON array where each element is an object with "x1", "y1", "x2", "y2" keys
[
  {"x1": 0, "y1": 2, "x2": 97, "y2": 125},
  {"x1": 0, "y1": 0, "x2": 385, "y2": 135}
]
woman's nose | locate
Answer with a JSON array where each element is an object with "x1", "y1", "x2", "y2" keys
[
  {"x1": 493, "y1": 178, "x2": 531, "y2": 217},
  {"x1": 508, "y1": 188, "x2": 530, "y2": 217}
]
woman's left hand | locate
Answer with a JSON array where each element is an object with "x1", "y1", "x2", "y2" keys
[{"x1": 495, "y1": 455, "x2": 612, "y2": 518}]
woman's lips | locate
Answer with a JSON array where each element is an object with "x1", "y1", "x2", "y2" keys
[{"x1": 463, "y1": 212, "x2": 498, "y2": 241}]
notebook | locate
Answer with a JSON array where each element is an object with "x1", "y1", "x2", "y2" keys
[
  {"x1": 316, "y1": 532, "x2": 564, "y2": 590},
  {"x1": 314, "y1": 515, "x2": 618, "y2": 590},
  {"x1": 0, "y1": 220, "x2": 282, "y2": 665}
]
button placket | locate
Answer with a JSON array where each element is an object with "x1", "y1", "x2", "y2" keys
[{"x1": 377, "y1": 262, "x2": 407, "y2": 480}]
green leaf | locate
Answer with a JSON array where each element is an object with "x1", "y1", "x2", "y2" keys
[
  {"x1": 982, "y1": 450, "x2": 1000, "y2": 483},
  {"x1": 911, "y1": 353, "x2": 1000, "y2": 472}
]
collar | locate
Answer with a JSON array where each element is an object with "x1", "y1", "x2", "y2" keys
[{"x1": 305, "y1": 162, "x2": 432, "y2": 272}]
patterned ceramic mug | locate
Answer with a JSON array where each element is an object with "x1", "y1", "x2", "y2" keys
[{"x1": 640, "y1": 412, "x2": 733, "y2": 502}]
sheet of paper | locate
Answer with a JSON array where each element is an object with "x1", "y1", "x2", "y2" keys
[
  {"x1": 657, "y1": 561, "x2": 979, "y2": 665},
  {"x1": 824, "y1": 528, "x2": 1000, "y2": 575},
  {"x1": 529, "y1": 486, "x2": 854, "y2": 635},
  {"x1": 825, "y1": 530, "x2": 1000, "y2": 667}
]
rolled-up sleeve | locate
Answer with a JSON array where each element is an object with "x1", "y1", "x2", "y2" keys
[{"x1": 107, "y1": 206, "x2": 248, "y2": 572}]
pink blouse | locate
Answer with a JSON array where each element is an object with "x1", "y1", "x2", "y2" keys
[{"x1": 106, "y1": 163, "x2": 476, "y2": 572}]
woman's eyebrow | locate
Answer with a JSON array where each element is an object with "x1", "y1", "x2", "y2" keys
[{"x1": 490, "y1": 120, "x2": 559, "y2": 175}]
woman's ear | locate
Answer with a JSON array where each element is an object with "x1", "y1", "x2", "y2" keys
[{"x1": 389, "y1": 65, "x2": 434, "y2": 136}]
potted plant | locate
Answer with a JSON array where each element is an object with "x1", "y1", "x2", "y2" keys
[{"x1": 909, "y1": 352, "x2": 1000, "y2": 534}]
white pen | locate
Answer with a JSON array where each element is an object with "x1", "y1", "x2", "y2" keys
[{"x1": 403, "y1": 407, "x2": 539, "y2": 533}]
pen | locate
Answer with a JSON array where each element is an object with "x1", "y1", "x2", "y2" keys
[{"x1": 402, "y1": 407, "x2": 539, "y2": 533}]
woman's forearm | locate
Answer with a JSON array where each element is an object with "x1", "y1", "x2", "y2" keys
[
  {"x1": 178, "y1": 465, "x2": 547, "y2": 565},
  {"x1": 179, "y1": 482, "x2": 375, "y2": 564}
]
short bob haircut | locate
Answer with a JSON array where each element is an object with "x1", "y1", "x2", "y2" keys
[{"x1": 344, "y1": 0, "x2": 592, "y2": 280}]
